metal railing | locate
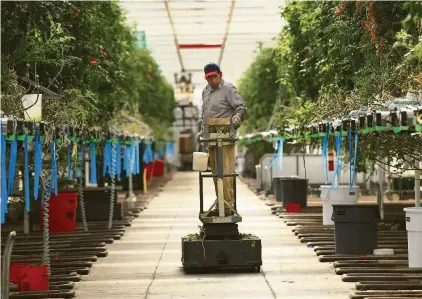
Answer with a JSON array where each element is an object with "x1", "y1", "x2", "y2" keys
[{"x1": 1, "y1": 231, "x2": 17, "y2": 299}]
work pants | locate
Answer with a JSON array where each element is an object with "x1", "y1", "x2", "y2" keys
[{"x1": 208, "y1": 144, "x2": 235, "y2": 210}]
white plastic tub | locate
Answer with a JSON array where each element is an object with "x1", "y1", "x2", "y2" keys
[
  {"x1": 320, "y1": 185, "x2": 360, "y2": 225},
  {"x1": 404, "y1": 207, "x2": 422, "y2": 268},
  {"x1": 192, "y1": 152, "x2": 209, "y2": 171}
]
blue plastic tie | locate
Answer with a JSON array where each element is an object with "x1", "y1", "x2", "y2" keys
[
  {"x1": 74, "y1": 145, "x2": 79, "y2": 178},
  {"x1": 49, "y1": 141, "x2": 59, "y2": 197},
  {"x1": 143, "y1": 144, "x2": 150, "y2": 164},
  {"x1": 108, "y1": 142, "x2": 112, "y2": 175},
  {"x1": 7, "y1": 138, "x2": 18, "y2": 199},
  {"x1": 89, "y1": 142, "x2": 97, "y2": 184},
  {"x1": 136, "y1": 142, "x2": 140, "y2": 174},
  {"x1": 349, "y1": 130, "x2": 353, "y2": 187},
  {"x1": 103, "y1": 141, "x2": 110, "y2": 176},
  {"x1": 1, "y1": 122, "x2": 8, "y2": 223},
  {"x1": 80, "y1": 144, "x2": 85, "y2": 178},
  {"x1": 116, "y1": 141, "x2": 121, "y2": 181},
  {"x1": 24, "y1": 134, "x2": 30, "y2": 212},
  {"x1": 269, "y1": 141, "x2": 278, "y2": 169},
  {"x1": 34, "y1": 124, "x2": 42, "y2": 200},
  {"x1": 67, "y1": 126, "x2": 71, "y2": 179},
  {"x1": 123, "y1": 145, "x2": 128, "y2": 172},
  {"x1": 331, "y1": 135, "x2": 343, "y2": 190}
]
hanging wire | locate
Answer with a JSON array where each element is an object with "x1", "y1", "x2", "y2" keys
[{"x1": 108, "y1": 135, "x2": 117, "y2": 230}]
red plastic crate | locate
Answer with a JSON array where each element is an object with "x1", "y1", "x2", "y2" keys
[
  {"x1": 286, "y1": 203, "x2": 302, "y2": 213},
  {"x1": 40, "y1": 192, "x2": 78, "y2": 233},
  {"x1": 18, "y1": 265, "x2": 49, "y2": 291},
  {"x1": 153, "y1": 159, "x2": 165, "y2": 177},
  {"x1": 10, "y1": 263, "x2": 29, "y2": 284}
]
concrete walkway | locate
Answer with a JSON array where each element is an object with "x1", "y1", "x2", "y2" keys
[{"x1": 75, "y1": 172, "x2": 354, "y2": 299}]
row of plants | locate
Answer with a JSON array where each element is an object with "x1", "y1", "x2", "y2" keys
[
  {"x1": 1, "y1": 1, "x2": 175, "y2": 138},
  {"x1": 237, "y1": 1, "x2": 422, "y2": 173}
]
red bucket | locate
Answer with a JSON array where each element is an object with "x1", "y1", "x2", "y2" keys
[
  {"x1": 10, "y1": 263, "x2": 29, "y2": 284},
  {"x1": 18, "y1": 265, "x2": 49, "y2": 291},
  {"x1": 153, "y1": 159, "x2": 165, "y2": 177},
  {"x1": 286, "y1": 203, "x2": 302, "y2": 213},
  {"x1": 40, "y1": 192, "x2": 78, "y2": 233},
  {"x1": 144, "y1": 162, "x2": 154, "y2": 181}
]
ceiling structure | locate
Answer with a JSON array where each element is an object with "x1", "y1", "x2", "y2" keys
[{"x1": 120, "y1": 0, "x2": 285, "y2": 106}]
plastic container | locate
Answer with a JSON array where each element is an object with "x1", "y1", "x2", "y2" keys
[
  {"x1": 274, "y1": 177, "x2": 308, "y2": 209},
  {"x1": 286, "y1": 203, "x2": 301, "y2": 213},
  {"x1": 404, "y1": 207, "x2": 422, "y2": 268},
  {"x1": 18, "y1": 265, "x2": 49, "y2": 291},
  {"x1": 40, "y1": 192, "x2": 78, "y2": 233},
  {"x1": 320, "y1": 185, "x2": 360, "y2": 225},
  {"x1": 255, "y1": 165, "x2": 262, "y2": 191},
  {"x1": 153, "y1": 159, "x2": 165, "y2": 177},
  {"x1": 144, "y1": 162, "x2": 154, "y2": 181},
  {"x1": 332, "y1": 204, "x2": 380, "y2": 255},
  {"x1": 192, "y1": 152, "x2": 209, "y2": 171},
  {"x1": 10, "y1": 263, "x2": 29, "y2": 284}
]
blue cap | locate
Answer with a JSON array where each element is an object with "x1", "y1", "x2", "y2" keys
[{"x1": 204, "y1": 63, "x2": 221, "y2": 78}]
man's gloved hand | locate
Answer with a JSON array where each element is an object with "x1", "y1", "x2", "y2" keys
[
  {"x1": 196, "y1": 131, "x2": 203, "y2": 145},
  {"x1": 232, "y1": 115, "x2": 241, "y2": 130}
]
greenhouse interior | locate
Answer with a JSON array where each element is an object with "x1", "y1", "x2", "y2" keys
[{"x1": 1, "y1": 1, "x2": 422, "y2": 298}]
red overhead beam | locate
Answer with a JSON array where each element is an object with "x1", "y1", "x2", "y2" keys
[{"x1": 179, "y1": 44, "x2": 222, "y2": 49}]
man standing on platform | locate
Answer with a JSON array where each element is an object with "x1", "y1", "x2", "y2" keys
[{"x1": 197, "y1": 62, "x2": 247, "y2": 216}]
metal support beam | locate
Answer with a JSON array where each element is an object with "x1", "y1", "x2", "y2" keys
[
  {"x1": 164, "y1": 0, "x2": 185, "y2": 71},
  {"x1": 218, "y1": 0, "x2": 236, "y2": 66}
]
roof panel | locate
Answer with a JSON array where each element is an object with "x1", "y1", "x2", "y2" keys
[
  {"x1": 125, "y1": 10, "x2": 169, "y2": 19},
  {"x1": 120, "y1": 1, "x2": 165, "y2": 11},
  {"x1": 119, "y1": 0, "x2": 287, "y2": 103},
  {"x1": 168, "y1": 0, "x2": 230, "y2": 11},
  {"x1": 177, "y1": 36, "x2": 223, "y2": 44}
]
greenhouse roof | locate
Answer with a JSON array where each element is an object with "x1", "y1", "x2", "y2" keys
[{"x1": 120, "y1": 0, "x2": 285, "y2": 94}]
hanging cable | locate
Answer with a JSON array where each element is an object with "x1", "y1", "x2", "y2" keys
[
  {"x1": 78, "y1": 144, "x2": 88, "y2": 231},
  {"x1": 108, "y1": 137, "x2": 117, "y2": 230},
  {"x1": 78, "y1": 175, "x2": 88, "y2": 232},
  {"x1": 41, "y1": 173, "x2": 52, "y2": 276}
]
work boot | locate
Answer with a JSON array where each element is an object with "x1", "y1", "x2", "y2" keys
[
  {"x1": 225, "y1": 209, "x2": 234, "y2": 216},
  {"x1": 206, "y1": 207, "x2": 220, "y2": 217}
]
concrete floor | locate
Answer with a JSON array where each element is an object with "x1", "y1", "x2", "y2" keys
[{"x1": 75, "y1": 172, "x2": 354, "y2": 299}]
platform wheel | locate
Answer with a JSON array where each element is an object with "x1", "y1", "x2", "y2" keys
[{"x1": 255, "y1": 266, "x2": 261, "y2": 273}]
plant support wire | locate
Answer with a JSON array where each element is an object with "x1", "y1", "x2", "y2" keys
[
  {"x1": 79, "y1": 176, "x2": 88, "y2": 231},
  {"x1": 108, "y1": 141, "x2": 117, "y2": 230}
]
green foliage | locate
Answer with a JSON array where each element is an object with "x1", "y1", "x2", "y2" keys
[
  {"x1": 238, "y1": 1, "x2": 422, "y2": 171},
  {"x1": 237, "y1": 46, "x2": 280, "y2": 133},
  {"x1": 1, "y1": 1, "x2": 175, "y2": 132}
]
